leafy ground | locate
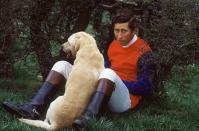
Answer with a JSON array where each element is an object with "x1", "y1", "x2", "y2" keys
[{"x1": 0, "y1": 64, "x2": 198, "y2": 131}]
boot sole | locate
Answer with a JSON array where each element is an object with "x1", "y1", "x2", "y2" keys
[
  {"x1": 2, "y1": 102, "x2": 22, "y2": 117},
  {"x1": 2, "y1": 102, "x2": 29, "y2": 118}
]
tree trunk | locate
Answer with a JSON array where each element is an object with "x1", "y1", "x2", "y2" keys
[
  {"x1": 30, "y1": 0, "x2": 56, "y2": 80},
  {"x1": 0, "y1": 0, "x2": 15, "y2": 78},
  {"x1": 72, "y1": 4, "x2": 93, "y2": 32}
]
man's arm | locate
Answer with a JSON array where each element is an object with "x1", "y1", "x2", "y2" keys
[
  {"x1": 104, "y1": 58, "x2": 111, "y2": 68},
  {"x1": 123, "y1": 52, "x2": 157, "y2": 96}
]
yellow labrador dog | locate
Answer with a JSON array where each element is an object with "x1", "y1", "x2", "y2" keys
[{"x1": 19, "y1": 32, "x2": 104, "y2": 130}]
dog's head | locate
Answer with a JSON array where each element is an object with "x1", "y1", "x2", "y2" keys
[
  {"x1": 62, "y1": 32, "x2": 94, "y2": 58},
  {"x1": 62, "y1": 35, "x2": 77, "y2": 58}
]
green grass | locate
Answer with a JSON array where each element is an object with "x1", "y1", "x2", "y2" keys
[{"x1": 0, "y1": 64, "x2": 198, "y2": 131}]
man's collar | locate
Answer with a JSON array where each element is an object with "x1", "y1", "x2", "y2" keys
[{"x1": 122, "y1": 34, "x2": 138, "y2": 48}]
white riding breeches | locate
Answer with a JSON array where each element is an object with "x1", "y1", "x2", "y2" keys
[
  {"x1": 51, "y1": 61, "x2": 73, "y2": 80},
  {"x1": 51, "y1": 61, "x2": 131, "y2": 113},
  {"x1": 99, "y1": 68, "x2": 131, "y2": 113}
]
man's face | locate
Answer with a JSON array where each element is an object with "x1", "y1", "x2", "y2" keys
[{"x1": 114, "y1": 22, "x2": 135, "y2": 46}]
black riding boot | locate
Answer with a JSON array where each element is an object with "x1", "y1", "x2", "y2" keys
[
  {"x1": 72, "y1": 78, "x2": 115, "y2": 130},
  {"x1": 2, "y1": 70, "x2": 65, "y2": 120}
]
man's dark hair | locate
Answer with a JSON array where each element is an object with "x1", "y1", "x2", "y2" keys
[{"x1": 112, "y1": 8, "x2": 137, "y2": 31}]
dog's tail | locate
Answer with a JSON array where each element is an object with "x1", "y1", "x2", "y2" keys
[{"x1": 19, "y1": 118, "x2": 57, "y2": 130}]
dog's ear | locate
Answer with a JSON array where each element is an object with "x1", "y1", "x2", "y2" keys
[{"x1": 74, "y1": 36, "x2": 81, "y2": 52}]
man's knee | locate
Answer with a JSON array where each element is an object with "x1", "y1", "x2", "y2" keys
[
  {"x1": 99, "y1": 68, "x2": 117, "y2": 82},
  {"x1": 51, "y1": 61, "x2": 72, "y2": 79}
]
